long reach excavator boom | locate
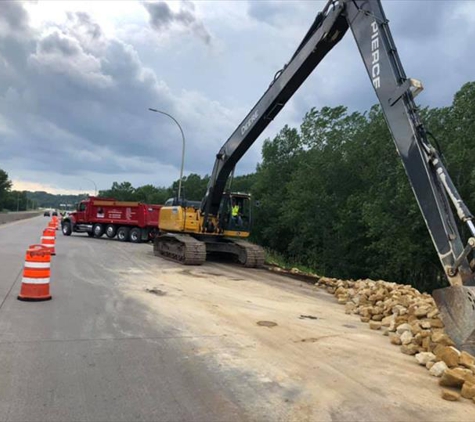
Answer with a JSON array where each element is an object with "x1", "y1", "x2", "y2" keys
[{"x1": 157, "y1": 0, "x2": 475, "y2": 352}]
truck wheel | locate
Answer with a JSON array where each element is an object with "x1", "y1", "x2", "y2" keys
[
  {"x1": 93, "y1": 224, "x2": 104, "y2": 238},
  {"x1": 62, "y1": 221, "x2": 72, "y2": 236},
  {"x1": 130, "y1": 228, "x2": 142, "y2": 243},
  {"x1": 117, "y1": 226, "x2": 130, "y2": 242},
  {"x1": 87, "y1": 232, "x2": 94, "y2": 237},
  {"x1": 105, "y1": 224, "x2": 117, "y2": 239}
]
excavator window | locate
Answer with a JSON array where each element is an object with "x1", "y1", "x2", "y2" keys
[{"x1": 220, "y1": 195, "x2": 251, "y2": 232}]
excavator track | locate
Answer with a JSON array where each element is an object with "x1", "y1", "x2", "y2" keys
[
  {"x1": 154, "y1": 234, "x2": 206, "y2": 265},
  {"x1": 230, "y1": 239, "x2": 266, "y2": 268}
]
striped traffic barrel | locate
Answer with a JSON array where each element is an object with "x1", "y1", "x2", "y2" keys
[
  {"x1": 18, "y1": 244, "x2": 52, "y2": 301},
  {"x1": 41, "y1": 228, "x2": 56, "y2": 256}
]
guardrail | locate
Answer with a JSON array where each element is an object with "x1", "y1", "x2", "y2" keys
[{"x1": 0, "y1": 211, "x2": 42, "y2": 225}]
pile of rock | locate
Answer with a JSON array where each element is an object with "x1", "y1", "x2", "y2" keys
[{"x1": 316, "y1": 276, "x2": 475, "y2": 404}]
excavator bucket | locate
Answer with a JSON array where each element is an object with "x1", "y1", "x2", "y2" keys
[{"x1": 432, "y1": 285, "x2": 475, "y2": 355}]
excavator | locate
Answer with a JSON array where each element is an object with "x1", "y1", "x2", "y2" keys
[{"x1": 154, "y1": 0, "x2": 475, "y2": 353}]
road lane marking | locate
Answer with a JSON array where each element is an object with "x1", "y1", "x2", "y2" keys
[{"x1": 0, "y1": 267, "x2": 23, "y2": 313}]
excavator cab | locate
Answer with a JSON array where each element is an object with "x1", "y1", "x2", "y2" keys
[{"x1": 219, "y1": 193, "x2": 252, "y2": 235}]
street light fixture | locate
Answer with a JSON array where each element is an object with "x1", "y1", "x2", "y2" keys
[
  {"x1": 83, "y1": 177, "x2": 97, "y2": 196},
  {"x1": 148, "y1": 108, "x2": 186, "y2": 201}
]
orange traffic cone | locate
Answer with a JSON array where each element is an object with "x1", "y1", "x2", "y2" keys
[
  {"x1": 52, "y1": 216, "x2": 59, "y2": 231},
  {"x1": 18, "y1": 245, "x2": 52, "y2": 301},
  {"x1": 41, "y1": 228, "x2": 56, "y2": 256},
  {"x1": 48, "y1": 220, "x2": 56, "y2": 230}
]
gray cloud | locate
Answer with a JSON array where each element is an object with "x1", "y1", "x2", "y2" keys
[
  {"x1": 245, "y1": 0, "x2": 475, "y2": 111},
  {"x1": 247, "y1": 1, "x2": 286, "y2": 25},
  {"x1": 143, "y1": 1, "x2": 211, "y2": 45},
  {"x1": 71, "y1": 12, "x2": 103, "y2": 41},
  {"x1": 0, "y1": 1, "x2": 29, "y2": 34},
  {"x1": 0, "y1": 3, "x2": 237, "y2": 192},
  {"x1": 38, "y1": 31, "x2": 81, "y2": 57},
  {"x1": 384, "y1": 1, "x2": 450, "y2": 41}
]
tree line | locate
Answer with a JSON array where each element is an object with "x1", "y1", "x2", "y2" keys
[
  {"x1": 251, "y1": 82, "x2": 475, "y2": 292},
  {"x1": 0, "y1": 170, "x2": 31, "y2": 211},
  {"x1": 26, "y1": 191, "x2": 86, "y2": 209},
  {"x1": 98, "y1": 174, "x2": 255, "y2": 204}
]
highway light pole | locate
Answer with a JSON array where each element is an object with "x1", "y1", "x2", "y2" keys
[
  {"x1": 148, "y1": 108, "x2": 186, "y2": 201},
  {"x1": 83, "y1": 177, "x2": 97, "y2": 196}
]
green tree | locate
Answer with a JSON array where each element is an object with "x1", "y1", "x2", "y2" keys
[
  {"x1": 252, "y1": 125, "x2": 303, "y2": 251},
  {"x1": 135, "y1": 184, "x2": 169, "y2": 204},
  {"x1": 249, "y1": 94, "x2": 475, "y2": 292},
  {"x1": 169, "y1": 173, "x2": 210, "y2": 201},
  {"x1": 99, "y1": 181, "x2": 136, "y2": 201},
  {"x1": 229, "y1": 173, "x2": 257, "y2": 196},
  {"x1": 282, "y1": 106, "x2": 368, "y2": 276},
  {"x1": 0, "y1": 169, "x2": 12, "y2": 211}
]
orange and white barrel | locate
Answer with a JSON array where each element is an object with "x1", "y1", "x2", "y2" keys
[
  {"x1": 51, "y1": 216, "x2": 59, "y2": 230},
  {"x1": 18, "y1": 244, "x2": 52, "y2": 301},
  {"x1": 41, "y1": 228, "x2": 56, "y2": 256}
]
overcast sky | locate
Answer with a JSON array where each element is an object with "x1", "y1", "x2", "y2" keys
[{"x1": 0, "y1": 1, "x2": 474, "y2": 195}]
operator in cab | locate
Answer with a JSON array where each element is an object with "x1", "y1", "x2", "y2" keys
[{"x1": 231, "y1": 200, "x2": 243, "y2": 227}]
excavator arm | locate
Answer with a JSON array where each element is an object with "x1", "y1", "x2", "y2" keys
[
  {"x1": 346, "y1": 0, "x2": 475, "y2": 352},
  {"x1": 201, "y1": 0, "x2": 475, "y2": 351},
  {"x1": 201, "y1": 1, "x2": 349, "y2": 218}
]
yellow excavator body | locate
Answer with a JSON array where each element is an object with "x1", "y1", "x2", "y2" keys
[
  {"x1": 159, "y1": 206, "x2": 250, "y2": 239},
  {"x1": 154, "y1": 193, "x2": 262, "y2": 267}
]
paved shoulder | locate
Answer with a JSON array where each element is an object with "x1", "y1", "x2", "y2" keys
[{"x1": 0, "y1": 223, "x2": 248, "y2": 422}]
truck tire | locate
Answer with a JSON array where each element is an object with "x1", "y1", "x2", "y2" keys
[
  {"x1": 62, "y1": 221, "x2": 72, "y2": 236},
  {"x1": 130, "y1": 228, "x2": 142, "y2": 243},
  {"x1": 87, "y1": 232, "x2": 94, "y2": 237},
  {"x1": 105, "y1": 224, "x2": 117, "y2": 239},
  {"x1": 93, "y1": 223, "x2": 104, "y2": 238},
  {"x1": 117, "y1": 226, "x2": 130, "y2": 242}
]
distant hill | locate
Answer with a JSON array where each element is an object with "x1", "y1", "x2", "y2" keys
[{"x1": 26, "y1": 191, "x2": 88, "y2": 209}]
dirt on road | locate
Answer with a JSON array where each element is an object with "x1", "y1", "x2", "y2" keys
[{"x1": 109, "y1": 248, "x2": 474, "y2": 422}]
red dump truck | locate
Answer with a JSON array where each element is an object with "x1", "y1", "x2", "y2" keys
[{"x1": 61, "y1": 197, "x2": 161, "y2": 243}]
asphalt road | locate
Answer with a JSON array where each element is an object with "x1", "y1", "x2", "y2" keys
[
  {"x1": 0, "y1": 217, "x2": 246, "y2": 422},
  {"x1": 0, "y1": 217, "x2": 473, "y2": 422}
]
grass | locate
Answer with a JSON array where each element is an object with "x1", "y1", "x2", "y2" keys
[{"x1": 264, "y1": 248, "x2": 320, "y2": 276}]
